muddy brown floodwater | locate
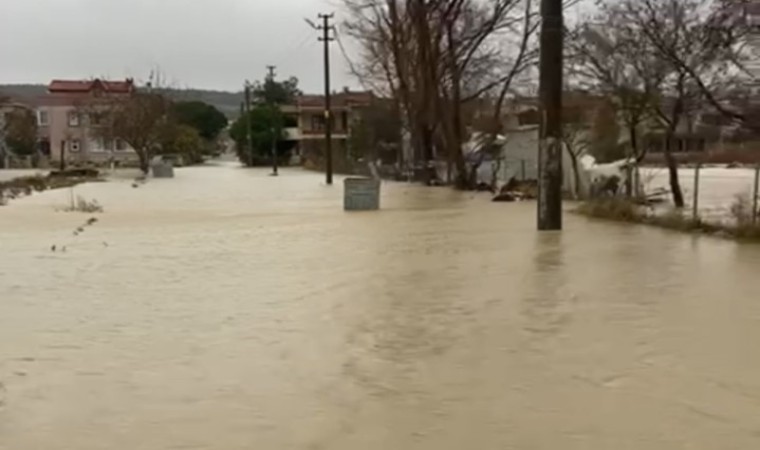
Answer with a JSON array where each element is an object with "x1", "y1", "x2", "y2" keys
[{"x1": 2, "y1": 162, "x2": 760, "y2": 449}]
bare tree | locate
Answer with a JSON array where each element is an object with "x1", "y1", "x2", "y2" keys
[
  {"x1": 94, "y1": 92, "x2": 173, "y2": 173},
  {"x1": 630, "y1": 0, "x2": 745, "y2": 208},
  {"x1": 568, "y1": 19, "x2": 665, "y2": 162},
  {"x1": 561, "y1": 106, "x2": 591, "y2": 199},
  {"x1": 641, "y1": 0, "x2": 754, "y2": 123},
  {"x1": 571, "y1": 0, "x2": 744, "y2": 208},
  {"x1": 342, "y1": 0, "x2": 539, "y2": 188}
]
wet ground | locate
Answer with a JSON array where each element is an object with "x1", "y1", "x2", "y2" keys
[{"x1": 2, "y1": 162, "x2": 760, "y2": 449}]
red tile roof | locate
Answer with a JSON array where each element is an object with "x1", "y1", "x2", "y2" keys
[
  {"x1": 48, "y1": 78, "x2": 134, "y2": 94},
  {"x1": 296, "y1": 91, "x2": 373, "y2": 108}
]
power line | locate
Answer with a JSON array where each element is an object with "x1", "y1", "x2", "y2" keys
[{"x1": 271, "y1": 30, "x2": 319, "y2": 70}]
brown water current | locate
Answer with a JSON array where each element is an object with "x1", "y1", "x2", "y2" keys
[{"x1": 2, "y1": 162, "x2": 760, "y2": 449}]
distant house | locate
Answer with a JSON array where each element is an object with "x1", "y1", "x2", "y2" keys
[
  {"x1": 280, "y1": 90, "x2": 373, "y2": 169},
  {"x1": 477, "y1": 93, "x2": 608, "y2": 181},
  {"x1": 36, "y1": 78, "x2": 137, "y2": 166},
  {"x1": 497, "y1": 90, "x2": 760, "y2": 164}
]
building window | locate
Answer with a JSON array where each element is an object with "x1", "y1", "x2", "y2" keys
[
  {"x1": 68, "y1": 112, "x2": 80, "y2": 127},
  {"x1": 518, "y1": 109, "x2": 540, "y2": 126},
  {"x1": 69, "y1": 139, "x2": 81, "y2": 152},
  {"x1": 89, "y1": 113, "x2": 102, "y2": 126},
  {"x1": 310, "y1": 114, "x2": 335, "y2": 132},
  {"x1": 311, "y1": 114, "x2": 326, "y2": 131},
  {"x1": 115, "y1": 139, "x2": 127, "y2": 151},
  {"x1": 92, "y1": 138, "x2": 113, "y2": 152},
  {"x1": 90, "y1": 139, "x2": 104, "y2": 152},
  {"x1": 37, "y1": 110, "x2": 49, "y2": 126}
]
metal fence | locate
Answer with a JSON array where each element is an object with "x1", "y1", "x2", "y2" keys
[{"x1": 640, "y1": 166, "x2": 760, "y2": 225}]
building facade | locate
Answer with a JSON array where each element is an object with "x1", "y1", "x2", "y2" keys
[
  {"x1": 36, "y1": 79, "x2": 138, "y2": 166},
  {"x1": 280, "y1": 90, "x2": 373, "y2": 170}
]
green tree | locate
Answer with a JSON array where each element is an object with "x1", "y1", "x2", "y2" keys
[
  {"x1": 158, "y1": 124, "x2": 206, "y2": 164},
  {"x1": 230, "y1": 105, "x2": 291, "y2": 166},
  {"x1": 95, "y1": 92, "x2": 172, "y2": 173},
  {"x1": 3, "y1": 109, "x2": 38, "y2": 156},
  {"x1": 251, "y1": 76, "x2": 301, "y2": 105},
  {"x1": 348, "y1": 100, "x2": 402, "y2": 164},
  {"x1": 171, "y1": 101, "x2": 228, "y2": 141}
]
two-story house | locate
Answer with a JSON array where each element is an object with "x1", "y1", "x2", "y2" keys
[
  {"x1": 36, "y1": 78, "x2": 137, "y2": 166},
  {"x1": 280, "y1": 90, "x2": 373, "y2": 170}
]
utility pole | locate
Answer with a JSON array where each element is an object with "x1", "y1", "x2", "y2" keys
[
  {"x1": 267, "y1": 65, "x2": 279, "y2": 176},
  {"x1": 244, "y1": 81, "x2": 253, "y2": 167},
  {"x1": 537, "y1": 0, "x2": 563, "y2": 231},
  {"x1": 318, "y1": 13, "x2": 335, "y2": 185}
]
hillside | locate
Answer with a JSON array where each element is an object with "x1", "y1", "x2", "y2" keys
[{"x1": 0, "y1": 84, "x2": 244, "y2": 119}]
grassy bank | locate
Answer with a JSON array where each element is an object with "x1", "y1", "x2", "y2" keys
[
  {"x1": 0, "y1": 172, "x2": 101, "y2": 205},
  {"x1": 575, "y1": 197, "x2": 760, "y2": 242}
]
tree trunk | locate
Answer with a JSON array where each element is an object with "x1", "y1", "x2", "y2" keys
[
  {"x1": 629, "y1": 125, "x2": 646, "y2": 163},
  {"x1": 566, "y1": 148, "x2": 582, "y2": 199},
  {"x1": 664, "y1": 134, "x2": 684, "y2": 208},
  {"x1": 452, "y1": 143, "x2": 468, "y2": 189},
  {"x1": 137, "y1": 149, "x2": 150, "y2": 174}
]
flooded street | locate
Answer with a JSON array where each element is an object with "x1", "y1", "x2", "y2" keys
[{"x1": 2, "y1": 162, "x2": 760, "y2": 449}]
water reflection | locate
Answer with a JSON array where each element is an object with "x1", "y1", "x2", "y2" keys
[{"x1": 521, "y1": 232, "x2": 574, "y2": 342}]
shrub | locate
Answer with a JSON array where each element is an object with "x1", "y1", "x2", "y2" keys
[
  {"x1": 647, "y1": 208, "x2": 700, "y2": 231},
  {"x1": 576, "y1": 198, "x2": 642, "y2": 222},
  {"x1": 62, "y1": 191, "x2": 104, "y2": 213},
  {"x1": 730, "y1": 194, "x2": 760, "y2": 239}
]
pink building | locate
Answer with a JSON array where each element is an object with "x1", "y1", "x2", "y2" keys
[{"x1": 36, "y1": 79, "x2": 137, "y2": 165}]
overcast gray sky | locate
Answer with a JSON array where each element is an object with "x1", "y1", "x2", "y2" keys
[{"x1": 0, "y1": 0, "x2": 358, "y2": 93}]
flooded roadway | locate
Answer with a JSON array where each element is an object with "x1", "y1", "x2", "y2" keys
[{"x1": 2, "y1": 162, "x2": 760, "y2": 449}]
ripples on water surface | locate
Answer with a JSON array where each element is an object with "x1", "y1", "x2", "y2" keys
[{"x1": 2, "y1": 163, "x2": 760, "y2": 449}]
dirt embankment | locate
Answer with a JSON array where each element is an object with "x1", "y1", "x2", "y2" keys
[{"x1": 0, "y1": 169, "x2": 101, "y2": 205}]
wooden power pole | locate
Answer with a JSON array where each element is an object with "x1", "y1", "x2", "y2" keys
[
  {"x1": 537, "y1": 0, "x2": 564, "y2": 230},
  {"x1": 318, "y1": 13, "x2": 335, "y2": 185},
  {"x1": 267, "y1": 65, "x2": 279, "y2": 176}
]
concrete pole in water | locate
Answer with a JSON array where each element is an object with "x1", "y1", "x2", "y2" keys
[
  {"x1": 753, "y1": 165, "x2": 759, "y2": 225},
  {"x1": 692, "y1": 163, "x2": 701, "y2": 223},
  {"x1": 537, "y1": 0, "x2": 564, "y2": 230},
  {"x1": 318, "y1": 13, "x2": 335, "y2": 185}
]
